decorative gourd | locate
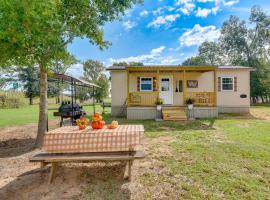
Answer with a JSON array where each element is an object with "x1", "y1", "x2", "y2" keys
[
  {"x1": 107, "y1": 120, "x2": 118, "y2": 129},
  {"x1": 91, "y1": 112, "x2": 105, "y2": 129},
  {"x1": 76, "y1": 116, "x2": 88, "y2": 130},
  {"x1": 91, "y1": 120, "x2": 105, "y2": 129}
]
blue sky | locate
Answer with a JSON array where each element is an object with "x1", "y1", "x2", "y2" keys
[{"x1": 67, "y1": 0, "x2": 270, "y2": 77}]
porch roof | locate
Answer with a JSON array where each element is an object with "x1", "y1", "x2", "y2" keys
[
  {"x1": 107, "y1": 65, "x2": 217, "y2": 71},
  {"x1": 107, "y1": 65, "x2": 254, "y2": 71}
]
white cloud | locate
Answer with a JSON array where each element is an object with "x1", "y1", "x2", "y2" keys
[
  {"x1": 175, "y1": 0, "x2": 195, "y2": 15},
  {"x1": 179, "y1": 24, "x2": 220, "y2": 47},
  {"x1": 152, "y1": 8, "x2": 163, "y2": 15},
  {"x1": 151, "y1": 46, "x2": 166, "y2": 54},
  {"x1": 165, "y1": 6, "x2": 175, "y2": 12},
  {"x1": 107, "y1": 46, "x2": 180, "y2": 65},
  {"x1": 147, "y1": 14, "x2": 180, "y2": 28},
  {"x1": 196, "y1": 0, "x2": 218, "y2": 3},
  {"x1": 223, "y1": 0, "x2": 239, "y2": 7},
  {"x1": 66, "y1": 63, "x2": 84, "y2": 78},
  {"x1": 123, "y1": 20, "x2": 136, "y2": 30},
  {"x1": 196, "y1": 6, "x2": 220, "y2": 17},
  {"x1": 196, "y1": 7, "x2": 212, "y2": 17},
  {"x1": 139, "y1": 10, "x2": 149, "y2": 17}
]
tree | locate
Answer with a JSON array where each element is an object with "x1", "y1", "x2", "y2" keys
[
  {"x1": 83, "y1": 60, "x2": 105, "y2": 82},
  {"x1": 95, "y1": 74, "x2": 109, "y2": 102},
  {"x1": 112, "y1": 62, "x2": 144, "y2": 66},
  {"x1": 198, "y1": 41, "x2": 223, "y2": 66},
  {"x1": 220, "y1": 6, "x2": 270, "y2": 101},
  {"x1": 0, "y1": 0, "x2": 141, "y2": 147},
  {"x1": 182, "y1": 56, "x2": 206, "y2": 66},
  {"x1": 18, "y1": 66, "x2": 39, "y2": 105}
]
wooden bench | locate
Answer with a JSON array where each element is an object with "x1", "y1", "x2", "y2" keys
[{"x1": 29, "y1": 150, "x2": 145, "y2": 183}]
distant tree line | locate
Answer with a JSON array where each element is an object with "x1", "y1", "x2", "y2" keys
[{"x1": 182, "y1": 6, "x2": 270, "y2": 103}]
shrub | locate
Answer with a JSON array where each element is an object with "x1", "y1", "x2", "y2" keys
[
  {"x1": 185, "y1": 97, "x2": 195, "y2": 105},
  {"x1": 0, "y1": 91, "x2": 26, "y2": 108}
]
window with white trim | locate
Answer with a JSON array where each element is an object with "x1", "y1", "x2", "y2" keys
[
  {"x1": 140, "y1": 77, "x2": 153, "y2": 91},
  {"x1": 221, "y1": 77, "x2": 234, "y2": 91}
]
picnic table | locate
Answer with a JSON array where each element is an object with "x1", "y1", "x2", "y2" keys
[{"x1": 30, "y1": 125, "x2": 145, "y2": 183}]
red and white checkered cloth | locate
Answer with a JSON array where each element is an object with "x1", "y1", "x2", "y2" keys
[{"x1": 42, "y1": 125, "x2": 144, "y2": 153}]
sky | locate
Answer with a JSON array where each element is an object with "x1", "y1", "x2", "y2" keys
[{"x1": 66, "y1": 0, "x2": 270, "y2": 77}]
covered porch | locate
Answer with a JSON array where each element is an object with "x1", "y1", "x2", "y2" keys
[{"x1": 126, "y1": 66, "x2": 217, "y2": 108}]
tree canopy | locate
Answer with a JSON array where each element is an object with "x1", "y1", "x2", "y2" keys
[
  {"x1": 182, "y1": 6, "x2": 270, "y2": 103},
  {"x1": 83, "y1": 60, "x2": 105, "y2": 82},
  {"x1": 0, "y1": 0, "x2": 141, "y2": 146}
]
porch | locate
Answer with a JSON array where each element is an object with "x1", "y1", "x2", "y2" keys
[{"x1": 126, "y1": 66, "x2": 217, "y2": 107}]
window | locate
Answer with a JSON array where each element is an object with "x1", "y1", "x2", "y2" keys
[
  {"x1": 140, "y1": 77, "x2": 153, "y2": 91},
  {"x1": 161, "y1": 78, "x2": 170, "y2": 91},
  {"x1": 221, "y1": 77, "x2": 234, "y2": 91}
]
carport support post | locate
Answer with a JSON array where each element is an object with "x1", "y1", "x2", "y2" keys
[
  {"x1": 71, "y1": 77, "x2": 74, "y2": 125},
  {"x1": 93, "y1": 86, "x2": 96, "y2": 114}
]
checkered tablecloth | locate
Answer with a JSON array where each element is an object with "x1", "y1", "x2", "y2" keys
[{"x1": 42, "y1": 125, "x2": 144, "y2": 153}]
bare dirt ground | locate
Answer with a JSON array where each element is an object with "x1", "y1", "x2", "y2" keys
[{"x1": 0, "y1": 120, "x2": 172, "y2": 200}]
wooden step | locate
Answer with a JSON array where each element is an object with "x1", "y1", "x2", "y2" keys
[{"x1": 162, "y1": 108, "x2": 187, "y2": 121}]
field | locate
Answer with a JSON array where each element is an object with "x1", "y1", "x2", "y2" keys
[
  {"x1": 0, "y1": 106, "x2": 269, "y2": 199},
  {"x1": 0, "y1": 103, "x2": 110, "y2": 127}
]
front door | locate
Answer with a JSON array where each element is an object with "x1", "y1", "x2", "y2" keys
[{"x1": 160, "y1": 76, "x2": 173, "y2": 105}]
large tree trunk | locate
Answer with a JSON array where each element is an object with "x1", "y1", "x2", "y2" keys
[{"x1": 36, "y1": 64, "x2": 48, "y2": 148}]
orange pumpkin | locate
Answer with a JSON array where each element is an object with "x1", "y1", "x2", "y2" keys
[
  {"x1": 91, "y1": 120, "x2": 105, "y2": 129},
  {"x1": 92, "y1": 115, "x2": 102, "y2": 122},
  {"x1": 93, "y1": 112, "x2": 101, "y2": 118}
]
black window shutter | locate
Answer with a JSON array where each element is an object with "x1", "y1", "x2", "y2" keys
[{"x1": 137, "y1": 77, "x2": 140, "y2": 91}]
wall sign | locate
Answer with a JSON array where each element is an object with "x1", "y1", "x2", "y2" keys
[
  {"x1": 187, "y1": 80, "x2": 198, "y2": 88},
  {"x1": 240, "y1": 94, "x2": 247, "y2": 98}
]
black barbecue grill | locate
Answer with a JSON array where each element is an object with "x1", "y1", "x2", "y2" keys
[{"x1": 54, "y1": 101, "x2": 86, "y2": 126}]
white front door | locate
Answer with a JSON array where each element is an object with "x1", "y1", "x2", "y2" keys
[{"x1": 160, "y1": 75, "x2": 173, "y2": 105}]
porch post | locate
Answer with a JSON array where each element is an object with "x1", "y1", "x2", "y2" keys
[
  {"x1": 213, "y1": 69, "x2": 217, "y2": 106},
  {"x1": 127, "y1": 69, "x2": 130, "y2": 106},
  {"x1": 157, "y1": 70, "x2": 160, "y2": 97},
  {"x1": 183, "y1": 70, "x2": 186, "y2": 103}
]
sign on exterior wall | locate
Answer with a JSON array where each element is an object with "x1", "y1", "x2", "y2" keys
[{"x1": 187, "y1": 80, "x2": 198, "y2": 88}]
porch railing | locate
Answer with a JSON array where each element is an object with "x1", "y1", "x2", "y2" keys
[
  {"x1": 186, "y1": 92, "x2": 216, "y2": 106},
  {"x1": 128, "y1": 91, "x2": 158, "y2": 106}
]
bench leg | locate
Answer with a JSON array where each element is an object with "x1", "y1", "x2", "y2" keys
[
  {"x1": 40, "y1": 161, "x2": 47, "y2": 168},
  {"x1": 48, "y1": 162, "x2": 58, "y2": 184},
  {"x1": 128, "y1": 160, "x2": 133, "y2": 182}
]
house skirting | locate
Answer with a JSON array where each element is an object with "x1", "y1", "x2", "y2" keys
[
  {"x1": 127, "y1": 107, "x2": 157, "y2": 120},
  {"x1": 218, "y1": 106, "x2": 250, "y2": 113},
  {"x1": 187, "y1": 107, "x2": 218, "y2": 118},
  {"x1": 111, "y1": 105, "x2": 127, "y2": 117},
  {"x1": 112, "y1": 105, "x2": 250, "y2": 119}
]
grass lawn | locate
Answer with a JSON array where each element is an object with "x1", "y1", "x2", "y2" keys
[
  {"x1": 0, "y1": 103, "x2": 110, "y2": 127},
  {"x1": 0, "y1": 105, "x2": 269, "y2": 199},
  {"x1": 98, "y1": 106, "x2": 270, "y2": 199}
]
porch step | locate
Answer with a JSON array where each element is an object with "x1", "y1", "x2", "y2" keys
[{"x1": 162, "y1": 108, "x2": 187, "y2": 121}]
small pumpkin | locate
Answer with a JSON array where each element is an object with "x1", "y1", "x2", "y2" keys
[
  {"x1": 92, "y1": 115, "x2": 102, "y2": 122},
  {"x1": 91, "y1": 120, "x2": 105, "y2": 129},
  {"x1": 93, "y1": 112, "x2": 101, "y2": 118}
]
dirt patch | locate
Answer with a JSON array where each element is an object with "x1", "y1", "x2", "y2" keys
[{"x1": 0, "y1": 122, "x2": 181, "y2": 199}]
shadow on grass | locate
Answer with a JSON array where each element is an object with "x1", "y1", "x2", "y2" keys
[
  {"x1": 101, "y1": 113, "x2": 217, "y2": 137},
  {"x1": 218, "y1": 113, "x2": 262, "y2": 120},
  {"x1": 0, "y1": 162, "x2": 131, "y2": 200},
  {"x1": 0, "y1": 138, "x2": 35, "y2": 158}
]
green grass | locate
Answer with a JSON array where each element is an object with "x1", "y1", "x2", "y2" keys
[
  {"x1": 101, "y1": 107, "x2": 270, "y2": 199},
  {"x1": 1, "y1": 104, "x2": 270, "y2": 199},
  {"x1": 0, "y1": 103, "x2": 110, "y2": 127}
]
